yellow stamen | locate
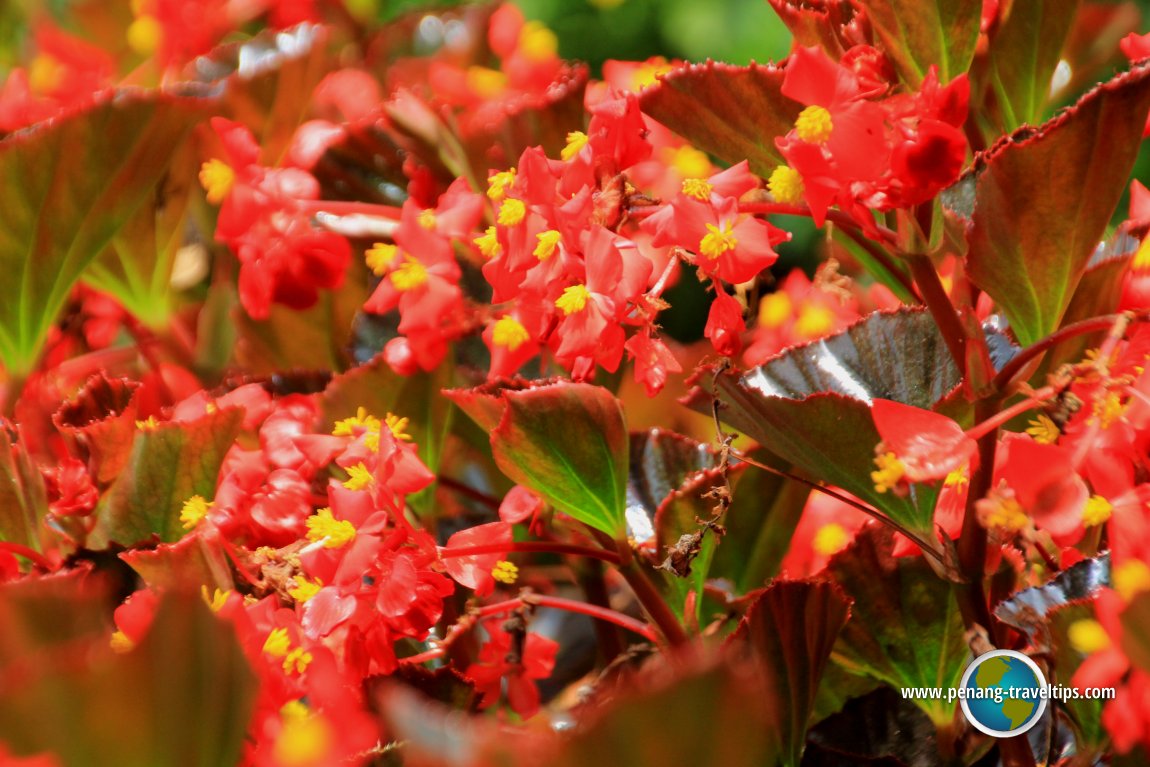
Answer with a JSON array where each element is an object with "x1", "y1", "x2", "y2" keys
[
  {"x1": 1068, "y1": 618, "x2": 1111, "y2": 654},
  {"x1": 519, "y1": 20, "x2": 558, "y2": 61},
  {"x1": 474, "y1": 226, "x2": 502, "y2": 259},
  {"x1": 979, "y1": 494, "x2": 1029, "y2": 534},
  {"x1": 332, "y1": 407, "x2": 380, "y2": 437},
  {"x1": 341, "y1": 463, "x2": 374, "y2": 492},
  {"x1": 1113, "y1": 560, "x2": 1150, "y2": 602},
  {"x1": 365, "y1": 243, "x2": 397, "y2": 277},
  {"x1": 664, "y1": 144, "x2": 710, "y2": 178},
  {"x1": 288, "y1": 576, "x2": 323, "y2": 604},
  {"x1": 561, "y1": 131, "x2": 589, "y2": 161},
  {"x1": 389, "y1": 255, "x2": 428, "y2": 292},
  {"x1": 1082, "y1": 495, "x2": 1113, "y2": 527},
  {"x1": 533, "y1": 230, "x2": 561, "y2": 260},
  {"x1": 126, "y1": 14, "x2": 162, "y2": 56},
  {"x1": 487, "y1": 168, "x2": 517, "y2": 201},
  {"x1": 110, "y1": 630, "x2": 134, "y2": 653},
  {"x1": 418, "y1": 209, "x2": 437, "y2": 230},
  {"x1": 555, "y1": 284, "x2": 591, "y2": 315},
  {"x1": 201, "y1": 586, "x2": 231, "y2": 613},
  {"x1": 492, "y1": 317, "x2": 531, "y2": 351},
  {"x1": 1092, "y1": 391, "x2": 1127, "y2": 429},
  {"x1": 794, "y1": 303, "x2": 835, "y2": 338},
  {"x1": 758, "y1": 292, "x2": 792, "y2": 328},
  {"x1": 699, "y1": 220, "x2": 738, "y2": 260},
  {"x1": 944, "y1": 466, "x2": 969, "y2": 487},
  {"x1": 28, "y1": 54, "x2": 63, "y2": 95},
  {"x1": 263, "y1": 628, "x2": 291, "y2": 658},
  {"x1": 135, "y1": 416, "x2": 159, "y2": 431},
  {"x1": 275, "y1": 701, "x2": 332, "y2": 767},
  {"x1": 306, "y1": 508, "x2": 357, "y2": 548},
  {"x1": 179, "y1": 495, "x2": 213, "y2": 530},
  {"x1": 768, "y1": 164, "x2": 804, "y2": 204},
  {"x1": 1026, "y1": 414, "x2": 1060, "y2": 445},
  {"x1": 497, "y1": 198, "x2": 527, "y2": 227},
  {"x1": 871, "y1": 451, "x2": 905, "y2": 494},
  {"x1": 1134, "y1": 235, "x2": 1150, "y2": 271},
  {"x1": 384, "y1": 413, "x2": 413, "y2": 441},
  {"x1": 466, "y1": 66, "x2": 507, "y2": 99},
  {"x1": 199, "y1": 159, "x2": 235, "y2": 205},
  {"x1": 491, "y1": 560, "x2": 519, "y2": 584},
  {"x1": 282, "y1": 646, "x2": 313, "y2": 675},
  {"x1": 794, "y1": 105, "x2": 833, "y2": 144},
  {"x1": 681, "y1": 178, "x2": 713, "y2": 201},
  {"x1": 812, "y1": 523, "x2": 850, "y2": 556}
]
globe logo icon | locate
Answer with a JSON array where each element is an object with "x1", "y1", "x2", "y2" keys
[{"x1": 960, "y1": 650, "x2": 1048, "y2": 737}]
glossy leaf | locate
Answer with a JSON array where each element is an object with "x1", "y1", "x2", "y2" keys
[
  {"x1": 983, "y1": 0, "x2": 1080, "y2": 131},
  {"x1": 806, "y1": 686, "x2": 946, "y2": 767},
  {"x1": 855, "y1": 0, "x2": 981, "y2": 84},
  {"x1": 0, "y1": 91, "x2": 208, "y2": 374},
  {"x1": 0, "y1": 576, "x2": 255, "y2": 767},
  {"x1": 639, "y1": 61, "x2": 800, "y2": 176},
  {"x1": 625, "y1": 428, "x2": 723, "y2": 546},
  {"x1": 724, "y1": 580, "x2": 852, "y2": 767},
  {"x1": 827, "y1": 524, "x2": 967, "y2": 725},
  {"x1": 448, "y1": 381, "x2": 628, "y2": 538},
  {"x1": 696, "y1": 309, "x2": 959, "y2": 536},
  {"x1": 995, "y1": 552, "x2": 1109, "y2": 637},
  {"x1": 89, "y1": 408, "x2": 244, "y2": 548},
  {"x1": 964, "y1": 62, "x2": 1150, "y2": 347}
]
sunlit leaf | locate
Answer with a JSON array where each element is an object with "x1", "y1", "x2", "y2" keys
[
  {"x1": 995, "y1": 553, "x2": 1110, "y2": 637},
  {"x1": 0, "y1": 90, "x2": 208, "y2": 374},
  {"x1": 964, "y1": 62, "x2": 1150, "y2": 347},
  {"x1": 826, "y1": 524, "x2": 966, "y2": 725},
  {"x1": 448, "y1": 380, "x2": 628, "y2": 538},
  {"x1": 89, "y1": 408, "x2": 244, "y2": 548},
  {"x1": 853, "y1": 0, "x2": 981, "y2": 84},
  {"x1": 639, "y1": 61, "x2": 800, "y2": 176}
]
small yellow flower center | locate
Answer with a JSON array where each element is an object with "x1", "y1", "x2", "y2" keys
[
  {"x1": 306, "y1": 507, "x2": 358, "y2": 547},
  {"x1": 1082, "y1": 495, "x2": 1113, "y2": 527},
  {"x1": 555, "y1": 284, "x2": 591, "y2": 315},
  {"x1": 474, "y1": 226, "x2": 502, "y2": 259},
  {"x1": 664, "y1": 144, "x2": 710, "y2": 178},
  {"x1": 491, "y1": 560, "x2": 519, "y2": 584},
  {"x1": 681, "y1": 178, "x2": 713, "y2": 201},
  {"x1": 365, "y1": 243, "x2": 397, "y2": 277},
  {"x1": 1113, "y1": 560, "x2": 1150, "y2": 602},
  {"x1": 980, "y1": 495, "x2": 1029, "y2": 534},
  {"x1": 561, "y1": 131, "x2": 589, "y2": 161},
  {"x1": 492, "y1": 317, "x2": 531, "y2": 351},
  {"x1": 263, "y1": 628, "x2": 291, "y2": 658},
  {"x1": 418, "y1": 209, "x2": 437, "y2": 230},
  {"x1": 275, "y1": 702, "x2": 332, "y2": 767},
  {"x1": 385, "y1": 412, "x2": 413, "y2": 441},
  {"x1": 487, "y1": 168, "x2": 517, "y2": 201},
  {"x1": 341, "y1": 463, "x2": 374, "y2": 492},
  {"x1": 1092, "y1": 391, "x2": 1127, "y2": 429},
  {"x1": 466, "y1": 66, "x2": 507, "y2": 99},
  {"x1": 126, "y1": 14, "x2": 163, "y2": 56},
  {"x1": 283, "y1": 647, "x2": 313, "y2": 675},
  {"x1": 389, "y1": 255, "x2": 429, "y2": 292},
  {"x1": 497, "y1": 198, "x2": 527, "y2": 227},
  {"x1": 812, "y1": 523, "x2": 850, "y2": 556},
  {"x1": 201, "y1": 586, "x2": 231, "y2": 613},
  {"x1": 28, "y1": 54, "x2": 63, "y2": 95},
  {"x1": 199, "y1": 159, "x2": 235, "y2": 205},
  {"x1": 332, "y1": 407, "x2": 379, "y2": 437},
  {"x1": 758, "y1": 292, "x2": 792, "y2": 328},
  {"x1": 534, "y1": 230, "x2": 561, "y2": 260},
  {"x1": 871, "y1": 451, "x2": 905, "y2": 493},
  {"x1": 1025, "y1": 414, "x2": 1060, "y2": 445},
  {"x1": 110, "y1": 630, "x2": 134, "y2": 653},
  {"x1": 794, "y1": 105, "x2": 834, "y2": 144},
  {"x1": 1134, "y1": 235, "x2": 1150, "y2": 271},
  {"x1": 1068, "y1": 618, "x2": 1111, "y2": 654},
  {"x1": 519, "y1": 21, "x2": 558, "y2": 61},
  {"x1": 699, "y1": 220, "x2": 738, "y2": 260},
  {"x1": 179, "y1": 495, "x2": 213, "y2": 530},
  {"x1": 944, "y1": 467, "x2": 969, "y2": 487},
  {"x1": 135, "y1": 416, "x2": 160, "y2": 431},
  {"x1": 768, "y1": 164, "x2": 805, "y2": 204},
  {"x1": 288, "y1": 576, "x2": 323, "y2": 604},
  {"x1": 795, "y1": 303, "x2": 835, "y2": 339}
]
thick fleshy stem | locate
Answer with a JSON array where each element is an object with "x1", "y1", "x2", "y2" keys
[
  {"x1": 957, "y1": 397, "x2": 1001, "y2": 645},
  {"x1": 906, "y1": 254, "x2": 967, "y2": 375},
  {"x1": 438, "y1": 540, "x2": 622, "y2": 566},
  {"x1": 610, "y1": 538, "x2": 690, "y2": 647}
]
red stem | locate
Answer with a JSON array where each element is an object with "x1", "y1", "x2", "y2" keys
[
  {"x1": 479, "y1": 594, "x2": 660, "y2": 643},
  {"x1": 438, "y1": 541, "x2": 622, "y2": 566},
  {"x1": 0, "y1": 542, "x2": 51, "y2": 570},
  {"x1": 965, "y1": 386, "x2": 1055, "y2": 441}
]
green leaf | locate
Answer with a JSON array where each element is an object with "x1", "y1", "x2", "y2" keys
[
  {"x1": 0, "y1": 91, "x2": 208, "y2": 374},
  {"x1": 0, "y1": 424, "x2": 47, "y2": 550},
  {"x1": 89, "y1": 408, "x2": 243, "y2": 548},
  {"x1": 697, "y1": 309, "x2": 958, "y2": 536},
  {"x1": 983, "y1": 0, "x2": 1080, "y2": 131},
  {"x1": 827, "y1": 525, "x2": 967, "y2": 725},
  {"x1": 448, "y1": 381, "x2": 628, "y2": 539},
  {"x1": 724, "y1": 581, "x2": 852, "y2": 767},
  {"x1": 639, "y1": 61, "x2": 800, "y2": 176},
  {"x1": 0, "y1": 576, "x2": 256, "y2": 767},
  {"x1": 82, "y1": 141, "x2": 199, "y2": 328},
  {"x1": 854, "y1": 0, "x2": 981, "y2": 84},
  {"x1": 964, "y1": 62, "x2": 1150, "y2": 347}
]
